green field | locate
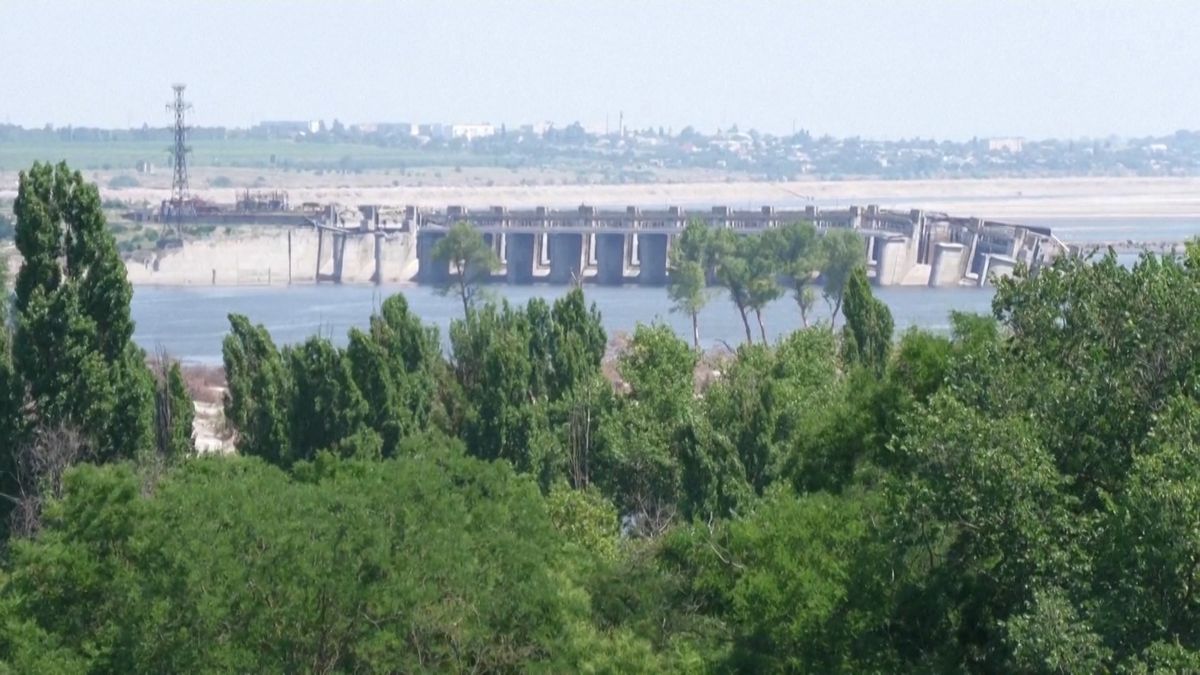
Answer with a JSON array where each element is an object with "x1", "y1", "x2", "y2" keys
[{"x1": 0, "y1": 139, "x2": 499, "y2": 172}]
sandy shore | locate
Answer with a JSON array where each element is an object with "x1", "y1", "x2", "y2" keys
[{"x1": 5, "y1": 175, "x2": 1200, "y2": 218}]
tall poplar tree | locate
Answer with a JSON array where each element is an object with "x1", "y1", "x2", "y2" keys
[
  {"x1": 840, "y1": 265, "x2": 894, "y2": 375},
  {"x1": 9, "y1": 162, "x2": 154, "y2": 462}
]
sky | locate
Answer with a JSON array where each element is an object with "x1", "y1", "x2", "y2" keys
[{"x1": 2, "y1": 0, "x2": 1198, "y2": 140}]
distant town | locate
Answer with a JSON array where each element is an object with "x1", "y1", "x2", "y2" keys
[{"x1": 2, "y1": 119, "x2": 1200, "y2": 180}]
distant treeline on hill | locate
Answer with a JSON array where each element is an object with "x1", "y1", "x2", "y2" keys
[{"x1": 3, "y1": 122, "x2": 1200, "y2": 179}]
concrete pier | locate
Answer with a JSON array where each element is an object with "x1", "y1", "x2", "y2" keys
[
  {"x1": 415, "y1": 230, "x2": 448, "y2": 284},
  {"x1": 637, "y1": 233, "x2": 670, "y2": 285},
  {"x1": 548, "y1": 233, "x2": 584, "y2": 284},
  {"x1": 596, "y1": 233, "x2": 627, "y2": 285},
  {"x1": 928, "y1": 242, "x2": 966, "y2": 287},
  {"x1": 506, "y1": 232, "x2": 537, "y2": 284},
  {"x1": 874, "y1": 236, "x2": 908, "y2": 286}
]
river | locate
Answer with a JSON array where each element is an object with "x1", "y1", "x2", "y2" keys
[
  {"x1": 131, "y1": 283, "x2": 996, "y2": 364},
  {"x1": 128, "y1": 236, "x2": 1177, "y2": 364}
]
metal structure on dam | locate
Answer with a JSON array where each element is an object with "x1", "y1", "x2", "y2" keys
[{"x1": 307, "y1": 203, "x2": 1066, "y2": 288}]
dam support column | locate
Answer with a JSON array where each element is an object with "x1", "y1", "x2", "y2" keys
[
  {"x1": 372, "y1": 232, "x2": 384, "y2": 284},
  {"x1": 928, "y1": 242, "x2": 965, "y2": 287},
  {"x1": 416, "y1": 230, "x2": 449, "y2": 285},
  {"x1": 637, "y1": 233, "x2": 669, "y2": 285},
  {"x1": 506, "y1": 232, "x2": 536, "y2": 284},
  {"x1": 596, "y1": 233, "x2": 626, "y2": 285},
  {"x1": 875, "y1": 236, "x2": 907, "y2": 286},
  {"x1": 549, "y1": 233, "x2": 584, "y2": 284}
]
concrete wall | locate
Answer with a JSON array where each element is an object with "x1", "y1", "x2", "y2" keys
[
  {"x1": 928, "y1": 242, "x2": 966, "y2": 287},
  {"x1": 548, "y1": 233, "x2": 584, "y2": 284},
  {"x1": 636, "y1": 233, "x2": 669, "y2": 285},
  {"x1": 125, "y1": 227, "x2": 418, "y2": 286},
  {"x1": 506, "y1": 232, "x2": 537, "y2": 284},
  {"x1": 874, "y1": 236, "x2": 911, "y2": 286},
  {"x1": 981, "y1": 254, "x2": 1017, "y2": 286},
  {"x1": 595, "y1": 233, "x2": 627, "y2": 285}
]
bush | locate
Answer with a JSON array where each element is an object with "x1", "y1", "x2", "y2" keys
[{"x1": 207, "y1": 176, "x2": 233, "y2": 188}]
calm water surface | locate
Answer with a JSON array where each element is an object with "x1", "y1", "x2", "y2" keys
[
  {"x1": 129, "y1": 219, "x2": 1177, "y2": 364},
  {"x1": 131, "y1": 283, "x2": 996, "y2": 364}
]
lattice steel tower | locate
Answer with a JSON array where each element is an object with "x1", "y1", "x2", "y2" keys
[{"x1": 166, "y1": 84, "x2": 192, "y2": 231}]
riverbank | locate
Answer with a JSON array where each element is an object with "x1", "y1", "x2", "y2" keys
[{"x1": 6, "y1": 173, "x2": 1200, "y2": 216}]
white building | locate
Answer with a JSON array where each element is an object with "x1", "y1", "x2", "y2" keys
[
  {"x1": 448, "y1": 123, "x2": 496, "y2": 141},
  {"x1": 987, "y1": 137, "x2": 1024, "y2": 153}
]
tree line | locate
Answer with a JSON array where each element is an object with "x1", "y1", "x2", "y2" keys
[{"x1": 3, "y1": 164, "x2": 1200, "y2": 671}]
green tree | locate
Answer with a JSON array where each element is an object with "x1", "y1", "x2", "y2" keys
[
  {"x1": 673, "y1": 487, "x2": 892, "y2": 672},
  {"x1": 222, "y1": 314, "x2": 291, "y2": 465},
  {"x1": 0, "y1": 260, "x2": 20, "y2": 532},
  {"x1": 667, "y1": 259, "x2": 707, "y2": 350},
  {"x1": 705, "y1": 329, "x2": 840, "y2": 500},
  {"x1": 674, "y1": 217, "x2": 716, "y2": 274},
  {"x1": 0, "y1": 454, "x2": 640, "y2": 672},
  {"x1": 668, "y1": 220, "x2": 714, "y2": 349},
  {"x1": 11, "y1": 163, "x2": 154, "y2": 462},
  {"x1": 886, "y1": 394, "x2": 1080, "y2": 670},
  {"x1": 768, "y1": 221, "x2": 824, "y2": 327},
  {"x1": 596, "y1": 324, "x2": 697, "y2": 526},
  {"x1": 743, "y1": 234, "x2": 783, "y2": 343},
  {"x1": 286, "y1": 336, "x2": 373, "y2": 462},
  {"x1": 712, "y1": 230, "x2": 756, "y2": 344},
  {"x1": 545, "y1": 483, "x2": 620, "y2": 562},
  {"x1": 449, "y1": 301, "x2": 553, "y2": 475},
  {"x1": 548, "y1": 288, "x2": 606, "y2": 400},
  {"x1": 153, "y1": 359, "x2": 194, "y2": 462},
  {"x1": 1092, "y1": 399, "x2": 1200, "y2": 660},
  {"x1": 820, "y1": 228, "x2": 864, "y2": 325},
  {"x1": 840, "y1": 265, "x2": 894, "y2": 374},
  {"x1": 345, "y1": 293, "x2": 443, "y2": 456},
  {"x1": 432, "y1": 221, "x2": 500, "y2": 315}
]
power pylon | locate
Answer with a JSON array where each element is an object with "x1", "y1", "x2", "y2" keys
[{"x1": 165, "y1": 83, "x2": 192, "y2": 240}]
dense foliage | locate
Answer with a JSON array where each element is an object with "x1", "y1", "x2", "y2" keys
[{"x1": 5, "y1": 166, "x2": 1200, "y2": 671}]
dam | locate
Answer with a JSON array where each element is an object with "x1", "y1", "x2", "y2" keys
[
  {"x1": 407, "y1": 204, "x2": 1067, "y2": 287},
  {"x1": 125, "y1": 203, "x2": 1067, "y2": 288}
]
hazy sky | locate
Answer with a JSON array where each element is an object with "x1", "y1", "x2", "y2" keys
[{"x1": 3, "y1": 1, "x2": 1198, "y2": 139}]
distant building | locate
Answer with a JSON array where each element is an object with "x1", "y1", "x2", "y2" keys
[
  {"x1": 253, "y1": 120, "x2": 321, "y2": 137},
  {"x1": 987, "y1": 137, "x2": 1024, "y2": 153},
  {"x1": 392, "y1": 123, "x2": 420, "y2": 136},
  {"x1": 447, "y1": 124, "x2": 495, "y2": 141},
  {"x1": 519, "y1": 121, "x2": 553, "y2": 137}
]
